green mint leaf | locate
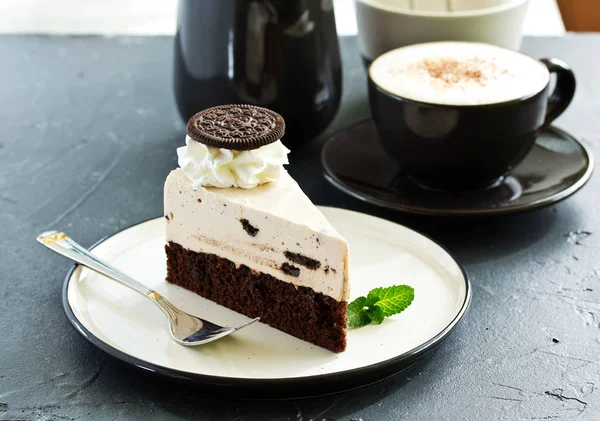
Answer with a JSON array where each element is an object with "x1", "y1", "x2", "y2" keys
[
  {"x1": 366, "y1": 305, "x2": 385, "y2": 325},
  {"x1": 347, "y1": 296, "x2": 371, "y2": 328},
  {"x1": 366, "y1": 290, "x2": 381, "y2": 307},
  {"x1": 371, "y1": 285, "x2": 415, "y2": 317},
  {"x1": 347, "y1": 285, "x2": 415, "y2": 328}
]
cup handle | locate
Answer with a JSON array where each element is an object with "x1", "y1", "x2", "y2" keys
[{"x1": 540, "y1": 58, "x2": 576, "y2": 127}]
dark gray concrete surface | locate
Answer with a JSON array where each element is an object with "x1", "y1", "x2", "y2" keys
[{"x1": 0, "y1": 34, "x2": 599, "y2": 421}]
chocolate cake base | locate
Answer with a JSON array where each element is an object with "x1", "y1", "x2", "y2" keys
[{"x1": 165, "y1": 242, "x2": 347, "y2": 352}]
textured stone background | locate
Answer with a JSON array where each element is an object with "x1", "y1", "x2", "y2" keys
[{"x1": 0, "y1": 35, "x2": 598, "y2": 420}]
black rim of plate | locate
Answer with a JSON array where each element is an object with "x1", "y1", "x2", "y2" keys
[
  {"x1": 321, "y1": 120, "x2": 595, "y2": 217},
  {"x1": 62, "y1": 214, "x2": 472, "y2": 399}
]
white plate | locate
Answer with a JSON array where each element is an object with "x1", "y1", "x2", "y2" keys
[{"x1": 64, "y1": 207, "x2": 470, "y2": 397}]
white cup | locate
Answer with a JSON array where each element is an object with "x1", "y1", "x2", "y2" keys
[{"x1": 356, "y1": 0, "x2": 529, "y2": 61}]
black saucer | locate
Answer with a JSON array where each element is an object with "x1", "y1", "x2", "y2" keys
[{"x1": 322, "y1": 120, "x2": 594, "y2": 217}]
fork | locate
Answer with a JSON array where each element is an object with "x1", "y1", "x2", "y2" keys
[{"x1": 37, "y1": 230, "x2": 259, "y2": 346}]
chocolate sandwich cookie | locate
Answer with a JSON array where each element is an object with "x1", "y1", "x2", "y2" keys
[{"x1": 186, "y1": 104, "x2": 286, "y2": 151}]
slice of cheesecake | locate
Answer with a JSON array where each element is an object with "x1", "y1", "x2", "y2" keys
[{"x1": 164, "y1": 105, "x2": 350, "y2": 352}]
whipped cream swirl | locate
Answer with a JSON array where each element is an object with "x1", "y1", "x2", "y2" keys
[{"x1": 177, "y1": 136, "x2": 290, "y2": 189}]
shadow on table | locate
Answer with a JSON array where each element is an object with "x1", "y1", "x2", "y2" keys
[
  {"x1": 108, "y1": 351, "x2": 435, "y2": 420},
  {"x1": 314, "y1": 175, "x2": 582, "y2": 268}
]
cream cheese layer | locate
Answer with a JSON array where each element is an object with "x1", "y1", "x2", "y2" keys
[{"x1": 164, "y1": 168, "x2": 350, "y2": 302}]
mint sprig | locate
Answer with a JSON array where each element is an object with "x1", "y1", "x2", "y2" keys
[{"x1": 347, "y1": 285, "x2": 414, "y2": 328}]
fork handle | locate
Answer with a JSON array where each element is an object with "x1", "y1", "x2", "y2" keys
[{"x1": 37, "y1": 230, "x2": 157, "y2": 299}]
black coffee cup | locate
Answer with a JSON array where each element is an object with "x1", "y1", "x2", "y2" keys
[{"x1": 368, "y1": 47, "x2": 576, "y2": 191}]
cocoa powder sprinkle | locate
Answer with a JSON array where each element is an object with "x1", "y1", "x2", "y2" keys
[{"x1": 389, "y1": 57, "x2": 505, "y2": 88}]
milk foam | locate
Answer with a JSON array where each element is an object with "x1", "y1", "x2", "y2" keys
[{"x1": 370, "y1": 42, "x2": 550, "y2": 106}]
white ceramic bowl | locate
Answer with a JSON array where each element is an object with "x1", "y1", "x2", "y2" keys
[{"x1": 356, "y1": 0, "x2": 529, "y2": 60}]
